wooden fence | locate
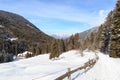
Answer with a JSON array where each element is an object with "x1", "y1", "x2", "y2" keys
[
  {"x1": 55, "y1": 57, "x2": 99, "y2": 80},
  {"x1": 32, "y1": 55, "x2": 99, "y2": 80}
]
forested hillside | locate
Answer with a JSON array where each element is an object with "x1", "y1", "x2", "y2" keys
[{"x1": 0, "y1": 10, "x2": 54, "y2": 63}]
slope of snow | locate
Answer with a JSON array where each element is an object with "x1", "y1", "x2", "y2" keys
[
  {"x1": 75, "y1": 52, "x2": 120, "y2": 80},
  {"x1": 0, "y1": 50, "x2": 95, "y2": 80}
]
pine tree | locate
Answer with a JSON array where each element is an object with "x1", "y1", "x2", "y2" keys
[
  {"x1": 58, "y1": 39, "x2": 66, "y2": 53},
  {"x1": 35, "y1": 47, "x2": 41, "y2": 55},
  {"x1": 29, "y1": 46, "x2": 36, "y2": 56},
  {"x1": 49, "y1": 40, "x2": 60, "y2": 59},
  {"x1": 74, "y1": 33, "x2": 79, "y2": 49},
  {"x1": 67, "y1": 35, "x2": 74, "y2": 50},
  {"x1": 79, "y1": 40, "x2": 84, "y2": 56},
  {"x1": 0, "y1": 53, "x2": 4, "y2": 63}
]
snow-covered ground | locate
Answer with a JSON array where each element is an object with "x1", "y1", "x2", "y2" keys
[
  {"x1": 0, "y1": 50, "x2": 95, "y2": 80},
  {"x1": 75, "y1": 52, "x2": 120, "y2": 80},
  {"x1": 0, "y1": 50, "x2": 120, "y2": 80}
]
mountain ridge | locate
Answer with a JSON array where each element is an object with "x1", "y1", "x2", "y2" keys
[
  {"x1": 0, "y1": 10, "x2": 53, "y2": 42},
  {"x1": 0, "y1": 10, "x2": 54, "y2": 62},
  {"x1": 51, "y1": 33, "x2": 71, "y2": 39}
]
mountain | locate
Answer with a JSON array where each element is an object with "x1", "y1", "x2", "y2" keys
[
  {"x1": 0, "y1": 10, "x2": 53, "y2": 42},
  {"x1": 78, "y1": 27, "x2": 99, "y2": 40},
  {"x1": 0, "y1": 10, "x2": 54, "y2": 62},
  {"x1": 51, "y1": 33, "x2": 71, "y2": 39}
]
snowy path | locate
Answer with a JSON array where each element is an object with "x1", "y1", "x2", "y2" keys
[{"x1": 75, "y1": 53, "x2": 120, "y2": 80}]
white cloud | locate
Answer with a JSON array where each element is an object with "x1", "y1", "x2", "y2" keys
[
  {"x1": 99, "y1": 10, "x2": 110, "y2": 18},
  {"x1": 0, "y1": 0, "x2": 108, "y2": 27},
  {"x1": 0, "y1": 0, "x2": 112, "y2": 29},
  {"x1": 98, "y1": 10, "x2": 110, "y2": 24},
  {"x1": 25, "y1": 3, "x2": 110, "y2": 27},
  {"x1": 99, "y1": 10, "x2": 105, "y2": 17}
]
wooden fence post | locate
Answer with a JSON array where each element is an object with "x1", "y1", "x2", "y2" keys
[{"x1": 67, "y1": 68, "x2": 71, "y2": 80}]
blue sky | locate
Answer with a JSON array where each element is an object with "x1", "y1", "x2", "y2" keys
[{"x1": 0, "y1": 0, "x2": 117, "y2": 34}]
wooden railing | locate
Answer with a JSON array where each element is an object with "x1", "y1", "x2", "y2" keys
[
  {"x1": 55, "y1": 57, "x2": 99, "y2": 80},
  {"x1": 32, "y1": 53, "x2": 99, "y2": 80}
]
